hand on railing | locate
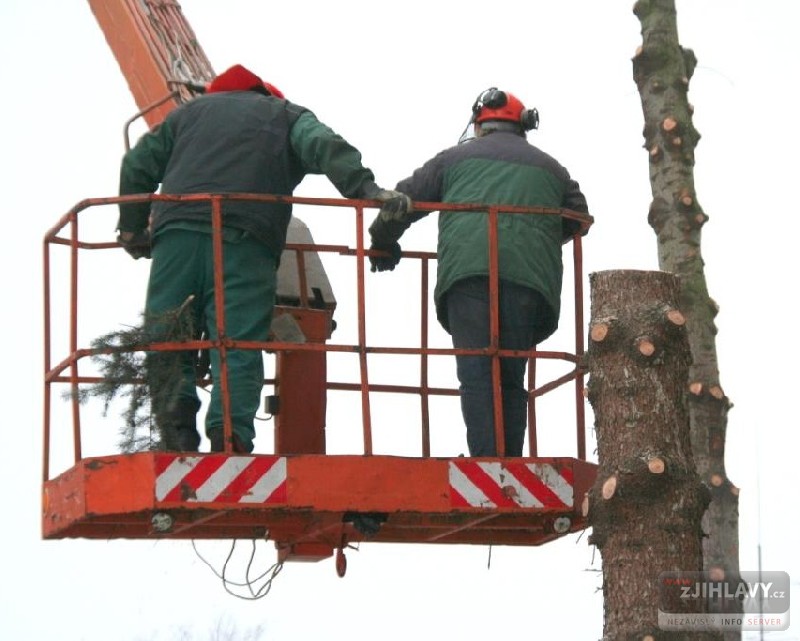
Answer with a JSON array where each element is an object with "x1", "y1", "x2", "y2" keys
[
  {"x1": 117, "y1": 229, "x2": 152, "y2": 260},
  {"x1": 368, "y1": 241, "x2": 402, "y2": 273},
  {"x1": 374, "y1": 190, "x2": 413, "y2": 223}
]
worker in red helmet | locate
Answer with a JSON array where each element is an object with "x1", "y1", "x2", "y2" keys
[
  {"x1": 368, "y1": 87, "x2": 590, "y2": 457},
  {"x1": 117, "y1": 63, "x2": 408, "y2": 453}
]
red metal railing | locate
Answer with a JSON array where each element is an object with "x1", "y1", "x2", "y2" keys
[{"x1": 42, "y1": 194, "x2": 593, "y2": 482}]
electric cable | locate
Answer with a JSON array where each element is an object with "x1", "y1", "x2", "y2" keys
[{"x1": 192, "y1": 539, "x2": 284, "y2": 600}]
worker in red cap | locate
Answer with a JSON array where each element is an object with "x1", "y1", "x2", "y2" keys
[
  {"x1": 117, "y1": 63, "x2": 409, "y2": 453},
  {"x1": 203, "y1": 63, "x2": 285, "y2": 98},
  {"x1": 368, "y1": 87, "x2": 589, "y2": 457}
]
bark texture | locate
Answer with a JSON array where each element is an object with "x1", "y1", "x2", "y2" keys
[
  {"x1": 632, "y1": 3, "x2": 739, "y2": 636},
  {"x1": 587, "y1": 270, "x2": 720, "y2": 641}
]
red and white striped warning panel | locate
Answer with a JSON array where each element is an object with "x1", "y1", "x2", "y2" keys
[
  {"x1": 155, "y1": 455, "x2": 287, "y2": 504},
  {"x1": 449, "y1": 460, "x2": 574, "y2": 509}
]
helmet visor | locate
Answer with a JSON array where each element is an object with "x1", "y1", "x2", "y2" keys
[{"x1": 457, "y1": 118, "x2": 476, "y2": 144}]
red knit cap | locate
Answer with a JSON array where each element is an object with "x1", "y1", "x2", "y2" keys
[
  {"x1": 263, "y1": 81, "x2": 285, "y2": 99},
  {"x1": 207, "y1": 64, "x2": 285, "y2": 99}
]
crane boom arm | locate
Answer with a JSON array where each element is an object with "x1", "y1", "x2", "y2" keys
[{"x1": 88, "y1": 0, "x2": 215, "y2": 129}]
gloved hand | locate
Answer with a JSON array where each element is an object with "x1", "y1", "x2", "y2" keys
[
  {"x1": 361, "y1": 183, "x2": 413, "y2": 222},
  {"x1": 376, "y1": 190, "x2": 413, "y2": 223},
  {"x1": 369, "y1": 241, "x2": 402, "y2": 273},
  {"x1": 117, "y1": 229, "x2": 152, "y2": 260}
]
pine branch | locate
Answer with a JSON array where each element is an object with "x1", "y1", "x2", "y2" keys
[{"x1": 77, "y1": 297, "x2": 200, "y2": 452}]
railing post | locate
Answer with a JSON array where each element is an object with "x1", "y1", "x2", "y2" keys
[
  {"x1": 354, "y1": 203, "x2": 373, "y2": 455},
  {"x1": 43, "y1": 237, "x2": 52, "y2": 482},
  {"x1": 69, "y1": 212, "x2": 82, "y2": 465},
  {"x1": 419, "y1": 257, "x2": 431, "y2": 457},
  {"x1": 487, "y1": 205, "x2": 505, "y2": 457},
  {"x1": 573, "y1": 233, "x2": 587, "y2": 461},
  {"x1": 210, "y1": 196, "x2": 234, "y2": 451}
]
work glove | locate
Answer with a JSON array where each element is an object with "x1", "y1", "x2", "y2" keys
[
  {"x1": 369, "y1": 241, "x2": 402, "y2": 273},
  {"x1": 361, "y1": 183, "x2": 413, "y2": 222},
  {"x1": 378, "y1": 191, "x2": 414, "y2": 223},
  {"x1": 117, "y1": 229, "x2": 152, "y2": 260},
  {"x1": 376, "y1": 191, "x2": 413, "y2": 223}
]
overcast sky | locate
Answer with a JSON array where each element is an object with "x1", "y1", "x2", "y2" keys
[{"x1": 2, "y1": 1, "x2": 798, "y2": 639}]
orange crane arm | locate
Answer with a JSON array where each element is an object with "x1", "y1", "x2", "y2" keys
[{"x1": 87, "y1": 0, "x2": 215, "y2": 129}]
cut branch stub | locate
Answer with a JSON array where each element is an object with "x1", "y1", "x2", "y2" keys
[
  {"x1": 709, "y1": 385, "x2": 725, "y2": 400},
  {"x1": 602, "y1": 474, "x2": 618, "y2": 500},
  {"x1": 665, "y1": 307, "x2": 685, "y2": 326},
  {"x1": 590, "y1": 317, "x2": 616, "y2": 342},
  {"x1": 647, "y1": 197, "x2": 670, "y2": 233},
  {"x1": 649, "y1": 144, "x2": 662, "y2": 161},
  {"x1": 647, "y1": 456, "x2": 665, "y2": 474},
  {"x1": 632, "y1": 0, "x2": 651, "y2": 18},
  {"x1": 662, "y1": 116, "x2": 678, "y2": 132},
  {"x1": 689, "y1": 381, "x2": 703, "y2": 395},
  {"x1": 636, "y1": 337, "x2": 656, "y2": 357},
  {"x1": 589, "y1": 323, "x2": 610, "y2": 343}
]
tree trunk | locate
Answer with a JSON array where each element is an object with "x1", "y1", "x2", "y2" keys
[
  {"x1": 631, "y1": 3, "x2": 739, "y2": 637},
  {"x1": 586, "y1": 270, "x2": 720, "y2": 641}
]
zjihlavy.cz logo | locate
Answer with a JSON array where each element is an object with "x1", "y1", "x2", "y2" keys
[{"x1": 658, "y1": 570, "x2": 790, "y2": 632}]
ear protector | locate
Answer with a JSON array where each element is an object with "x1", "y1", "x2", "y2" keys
[
  {"x1": 520, "y1": 106, "x2": 540, "y2": 131},
  {"x1": 473, "y1": 87, "x2": 508, "y2": 113},
  {"x1": 472, "y1": 87, "x2": 540, "y2": 132}
]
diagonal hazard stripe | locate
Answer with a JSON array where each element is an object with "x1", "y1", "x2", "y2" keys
[
  {"x1": 239, "y1": 457, "x2": 287, "y2": 503},
  {"x1": 456, "y1": 462, "x2": 518, "y2": 508},
  {"x1": 449, "y1": 485, "x2": 472, "y2": 508},
  {"x1": 155, "y1": 455, "x2": 288, "y2": 504},
  {"x1": 156, "y1": 456, "x2": 209, "y2": 501},
  {"x1": 448, "y1": 462, "x2": 495, "y2": 508},
  {"x1": 193, "y1": 457, "x2": 257, "y2": 502},
  {"x1": 476, "y1": 462, "x2": 530, "y2": 507},
  {"x1": 529, "y1": 463, "x2": 573, "y2": 506},
  {"x1": 448, "y1": 460, "x2": 575, "y2": 509},
  {"x1": 155, "y1": 454, "x2": 176, "y2": 476},
  {"x1": 476, "y1": 461, "x2": 544, "y2": 508},
  {"x1": 212, "y1": 457, "x2": 285, "y2": 503},
  {"x1": 506, "y1": 462, "x2": 571, "y2": 508},
  {"x1": 161, "y1": 456, "x2": 228, "y2": 502},
  {"x1": 558, "y1": 463, "x2": 574, "y2": 487}
]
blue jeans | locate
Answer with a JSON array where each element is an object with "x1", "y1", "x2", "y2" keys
[{"x1": 445, "y1": 277, "x2": 547, "y2": 456}]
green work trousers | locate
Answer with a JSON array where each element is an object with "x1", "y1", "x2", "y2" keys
[{"x1": 145, "y1": 225, "x2": 277, "y2": 452}]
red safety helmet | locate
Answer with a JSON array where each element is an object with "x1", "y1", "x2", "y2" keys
[{"x1": 472, "y1": 87, "x2": 539, "y2": 130}]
